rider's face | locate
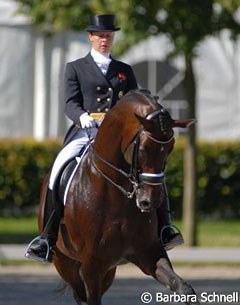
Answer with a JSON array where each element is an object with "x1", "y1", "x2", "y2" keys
[{"x1": 88, "y1": 31, "x2": 115, "y2": 54}]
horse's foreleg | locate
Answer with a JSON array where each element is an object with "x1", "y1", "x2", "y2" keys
[
  {"x1": 131, "y1": 249, "x2": 199, "y2": 305},
  {"x1": 54, "y1": 247, "x2": 87, "y2": 304},
  {"x1": 101, "y1": 267, "x2": 117, "y2": 295},
  {"x1": 155, "y1": 257, "x2": 199, "y2": 305},
  {"x1": 80, "y1": 263, "x2": 116, "y2": 305},
  {"x1": 80, "y1": 261, "x2": 104, "y2": 305}
]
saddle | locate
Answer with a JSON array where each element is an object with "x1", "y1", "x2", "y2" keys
[
  {"x1": 55, "y1": 141, "x2": 93, "y2": 206},
  {"x1": 58, "y1": 158, "x2": 79, "y2": 205}
]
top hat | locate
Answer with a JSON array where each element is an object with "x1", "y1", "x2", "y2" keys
[{"x1": 86, "y1": 14, "x2": 120, "y2": 32}]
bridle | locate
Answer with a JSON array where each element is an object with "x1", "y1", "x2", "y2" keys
[{"x1": 90, "y1": 109, "x2": 175, "y2": 199}]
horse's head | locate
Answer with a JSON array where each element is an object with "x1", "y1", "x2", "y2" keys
[
  {"x1": 121, "y1": 92, "x2": 195, "y2": 212},
  {"x1": 92, "y1": 90, "x2": 195, "y2": 213}
]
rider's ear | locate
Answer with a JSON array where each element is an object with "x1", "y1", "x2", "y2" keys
[{"x1": 172, "y1": 119, "x2": 196, "y2": 128}]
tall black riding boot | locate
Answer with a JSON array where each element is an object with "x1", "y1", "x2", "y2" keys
[
  {"x1": 157, "y1": 195, "x2": 184, "y2": 251},
  {"x1": 25, "y1": 188, "x2": 60, "y2": 263}
]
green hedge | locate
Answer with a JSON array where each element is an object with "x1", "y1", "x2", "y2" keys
[
  {"x1": 0, "y1": 139, "x2": 61, "y2": 216},
  {"x1": 0, "y1": 139, "x2": 239, "y2": 218},
  {"x1": 167, "y1": 140, "x2": 240, "y2": 219}
]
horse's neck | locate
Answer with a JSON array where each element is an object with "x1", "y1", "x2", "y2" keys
[
  {"x1": 93, "y1": 122, "x2": 124, "y2": 164},
  {"x1": 92, "y1": 99, "x2": 150, "y2": 164}
]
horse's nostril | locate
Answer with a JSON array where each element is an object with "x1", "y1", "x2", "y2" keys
[
  {"x1": 142, "y1": 201, "x2": 150, "y2": 206},
  {"x1": 139, "y1": 201, "x2": 151, "y2": 210}
]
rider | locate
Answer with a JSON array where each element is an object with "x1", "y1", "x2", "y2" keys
[{"x1": 25, "y1": 14, "x2": 183, "y2": 262}]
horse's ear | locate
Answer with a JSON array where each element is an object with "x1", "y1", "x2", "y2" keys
[
  {"x1": 135, "y1": 113, "x2": 154, "y2": 130},
  {"x1": 172, "y1": 119, "x2": 196, "y2": 128}
]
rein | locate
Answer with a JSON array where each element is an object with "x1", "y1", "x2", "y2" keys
[
  {"x1": 90, "y1": 127, "x2": 174, "y2": 199},
  {"x1": 91, "y1": 156, "x2": 138, "y2": 199}
]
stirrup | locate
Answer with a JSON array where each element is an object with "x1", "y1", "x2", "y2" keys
[
  {"x1": 24, "y1": 236, "x2": 51, "y2": 263},
  {"x1": 160, "y1": 224, "x2": 184, "y2": 251}
]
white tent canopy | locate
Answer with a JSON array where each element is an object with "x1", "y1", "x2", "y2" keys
[
  {"x1": 123, "y1": 31, "x2": 240, "y2": 140},
  {"x1": 0, "y1": 0, "x2": 90, "y2": 139},
  {"x1": 0, "y1": 1, "x2": 240, "y2": 140},
  {"x1": 195, "y1": 31, "x2": 240, "y2": 139}
]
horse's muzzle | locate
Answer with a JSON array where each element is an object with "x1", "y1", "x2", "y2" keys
[{"x1": 136, "y1": 179, "x2": 165, "y2": 212}]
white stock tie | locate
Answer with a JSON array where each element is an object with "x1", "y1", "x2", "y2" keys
[{"x1": 91, "y1": 49, "x2": 112, "y2": 75}]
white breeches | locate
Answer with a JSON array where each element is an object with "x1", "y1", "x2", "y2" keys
[{"x1": 49, "y1": 128, "x2": 98, "y2": 190}]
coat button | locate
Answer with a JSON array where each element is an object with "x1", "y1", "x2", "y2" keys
[
  {"x1": 108, "y1": 88, "x2": 112, "y2": 92},
  {"x1": 96, "y1": 86, "x2": 101, "y2": 91},
  {"x1": 97, "y1": 98, "x2": 101, "y2": 102},
  {"x1": 107, "y1": 98, "x2": 111, "y2": 102}
]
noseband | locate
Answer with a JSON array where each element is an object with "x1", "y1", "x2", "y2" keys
[{"x1": 91, "y1": 125, "x2": 174, "y2": 199}]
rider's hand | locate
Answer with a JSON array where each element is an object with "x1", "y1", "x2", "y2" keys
[{"x1": 79, "y1": 113, "x2": 96, "y2": 128}]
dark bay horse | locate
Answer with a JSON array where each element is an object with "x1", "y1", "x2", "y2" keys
[{"x1": 39, "y1": 90, "x2": 198, "y2": 305}]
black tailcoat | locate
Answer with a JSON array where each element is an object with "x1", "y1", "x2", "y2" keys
[{"x1": 64, "y1": 53, "x2": 138, "y2": 143}]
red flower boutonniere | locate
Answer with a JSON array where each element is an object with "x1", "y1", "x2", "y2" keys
[{"x1": 118, "y1": 73, "x2": 126, "y2": 81}]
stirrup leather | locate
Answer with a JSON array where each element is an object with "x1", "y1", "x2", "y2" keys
[{"x1": 25, "y1": 236, "x2": 51, "y2": 263}]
